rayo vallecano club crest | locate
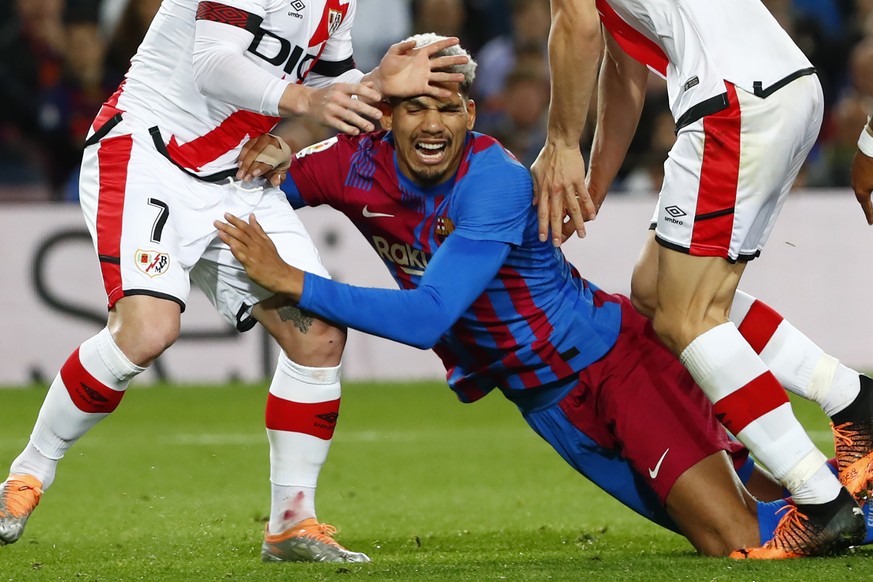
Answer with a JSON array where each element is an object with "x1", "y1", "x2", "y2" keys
[
  {"x1": 327, "y1": 8, "x2": 343, "y2": 36},
  {"x1": 135, "y1": 249, "x2": 170, "y2": 277}
]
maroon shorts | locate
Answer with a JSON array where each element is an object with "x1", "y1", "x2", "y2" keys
[{"x1": 557, "y1": 295, "x2": 746, "y2": 502}]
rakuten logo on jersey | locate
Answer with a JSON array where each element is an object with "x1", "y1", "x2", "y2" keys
[
  {"x1": 373, "y1": 236, "x2": 428, "y2": 276},
  {"x1": 247, "y1": 29, "x2": 316, "y2": 81}
]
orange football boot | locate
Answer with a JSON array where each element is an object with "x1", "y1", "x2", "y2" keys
[
  {"x1": 0, "y1": 474, "x2": 43, "y2": 545},
  {"x1": 261, "y1": 517, "x2": 371, "y2": 563}
]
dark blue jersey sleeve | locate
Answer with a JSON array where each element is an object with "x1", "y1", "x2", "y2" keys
[
  {"x1": 281, "y1": 177, "x2": 307, "y2": 209},
  {"x1": 452, "y1": 146, "x2": 532, "y2": 245},
  {"x1": 299, "y1": 234, "x2": 510, "y2": 349}
]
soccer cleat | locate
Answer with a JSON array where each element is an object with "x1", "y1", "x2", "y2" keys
[
  {"x1": 261, "y1": 518, "x2": 371, "y2": 563},
  {"x1": 729, "y1": 489, "x2": 865, "y2": 559},
  {"x1": 832, "y1": 421, "x2": 873, "y2": 500},
  {"x1": 0, "y1": 474, "x2": 43, "y2": 545},
  {"x1": 831, "y1": 376, "x2": 873, "y2": 501}
]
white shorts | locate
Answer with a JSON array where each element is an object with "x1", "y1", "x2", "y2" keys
[
  {"x1": 652, "y1": 74, "x2": 823, "y2": 262},
  {"x1": 78, "y1": 111, "x2": 329, "y2": 330}
]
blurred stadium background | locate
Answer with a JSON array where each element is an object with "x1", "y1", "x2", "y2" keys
[{"x1": 2, "y1": 0, "x2": 873, "y2": 385}]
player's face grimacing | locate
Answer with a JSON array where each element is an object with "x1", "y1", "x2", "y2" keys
[{"x1": 385, "y1": 82, "x2": 476, "y2": 186}]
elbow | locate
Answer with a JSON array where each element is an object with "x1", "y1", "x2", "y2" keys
[
  {"x1": 409, "y1": 320, "x2": 453, "y2": 350},
  {"x1": 553, "y1": 0, "x2": 601, "y2": 44},
  {"x1": 191, "y1": 50, "x2": 225, "y2": 98},
  {"x1": 410, "y1": 328, "x2": 444, "y2": 350},
  {"x1": 191, "y1": 58, "x2": 210, "y2": 97}
]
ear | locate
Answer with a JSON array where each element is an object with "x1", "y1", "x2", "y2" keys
[
  {"x1": 466, "y1": 98, "x2": 477, "y2": 131},
  {"x1": 378, "y1": 101, "x2": 394, "y2": 130}
]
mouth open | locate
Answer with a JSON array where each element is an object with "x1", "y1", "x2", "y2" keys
[{"x1": 415, "y1": 141, "x2": 448, "y2": 164}]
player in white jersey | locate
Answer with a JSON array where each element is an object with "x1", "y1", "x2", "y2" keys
[
  {"x1": 530, "y1": 0, "x2": 873, "y2": 559},
  {"x1": 0, "y1": 0, "x2": 468, "y2": 564}
]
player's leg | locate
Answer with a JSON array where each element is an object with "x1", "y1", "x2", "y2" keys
[
  {"x1": 194, "y1": 186, "x2": 367, "y2": 563},
  {"x1": 637, "y1": 236, "x2": 873, "y2": 500},
  {"x1": 598, "y1": 297, "x2": 765, "y2": 554},
  {"x1": 0, "y1": 296, "x2": 174, "y2": 545},
  {"x1": 525, "y1": 296, "x2": 762, "y2": 555},
  {"x1": 2, "y1": 124, "x2": 188, "y2": 544},
  {"x1": 643, "y1": 75, "x2": 862, "y2": 558},
  {"x1": 664, "y1": 452, "x2": 759, "y2": 555},
  {"x1": 729, "y1": 291, "x2": 873, "y2": 498},
  {"x1": 253, "y1": 301, "x2": 368, "y2": 563},
  {"x1": 654, "y1": 247, "x2": 861, "y2": 551}
]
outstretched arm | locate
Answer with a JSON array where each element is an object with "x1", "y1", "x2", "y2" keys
[
  {"x1": 852, "y1": 118, "x2": 873, "y2": 225},
  {"x1": 530, "y1": 0, "x2": 601, "y2": 246},
  {"x1": 214, "y1": 213, "x2": 509, "y2": 349}
]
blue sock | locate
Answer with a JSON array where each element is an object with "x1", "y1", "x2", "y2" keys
[{"x1": 756, "y1": 499, "x2": 789, "y2": 545}]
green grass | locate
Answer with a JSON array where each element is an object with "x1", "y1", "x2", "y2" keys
[{"x1": 0, "y1": 382, "x2": 870, "y2": 581}]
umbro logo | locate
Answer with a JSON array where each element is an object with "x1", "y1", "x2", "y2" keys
[
  {"x1": 80, "y1": 382, "x2": 108, "y2": 403},
  {"x1": 362, "y1": 205, "x2": 394, "y2": 218},
  {"x1": 316, "y1": 412, "x2": 338, "y2": 425},
  {"x1": 663, "y1": 205, "x2": 686, "y2": 225},
  {"x1": 288, "y1": 0, "x2": 305, "y2": 18}
]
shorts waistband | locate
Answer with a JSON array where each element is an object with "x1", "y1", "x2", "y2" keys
[
  {"x1": 674, "y1": 68, "x2": 818, "y2": 133},
  {"x1": 752, "y1": 67, "x2": 817, "y2": 99},
  {"x1": 148, "y1": 126, "x2": 238, "y2": 184},
  {"x1": 84, "y1": 113, "x2": 124, "y2": 148}
]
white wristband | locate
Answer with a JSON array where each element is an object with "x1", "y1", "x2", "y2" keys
[{"x1": 859, "y1": 121, "x2": 873, "y2": 158}]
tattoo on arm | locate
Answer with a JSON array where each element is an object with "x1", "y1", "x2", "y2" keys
[{"x1": 277, "y1": 304, "x2": 314, "y2": 333}]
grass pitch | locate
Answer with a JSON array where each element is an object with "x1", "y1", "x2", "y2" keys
[{"x1": 0, "y1": 380, "x2": 870, "y2": 581}]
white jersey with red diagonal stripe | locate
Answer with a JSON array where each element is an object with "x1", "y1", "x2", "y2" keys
[
  {"x1": 596, "y1": 0, "x2": 812, "y2": 122},
  {"x1": 111, "y1": 0, "x2": 355, "y2": 177}
]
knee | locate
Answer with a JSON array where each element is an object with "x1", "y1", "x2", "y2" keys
[
  {"x1": 111, "y1": 318, "x2": 179, "y2": 366},
  {"x1": 686, "y1": 525, "x2": 753, "y2": 557},
  {"x1": 277, "y1": 318, "x2": 347, "y2": 367},
  {"x1": 651, "y1": 309, "x2": 692, "y2": 355},
  {"x1": 108, "y1": 296, "x2": 182, "y2": 365},
  {"x1": 629, "y1": 288, "x2": 656, "y2": 319}
]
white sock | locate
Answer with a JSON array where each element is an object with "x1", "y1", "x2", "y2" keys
[
  {"x1": 265, "y1": 353, "x2": 341, "y2": 534},
  {"x1": 681, "y1": 323, "x2": 839, "y2": 504},
  {"x1": 730, "y1": 290, "x2": 860, "y2": 417},
  {"x1": 11, "y1": 328, "x2": 144, "y2": 490}
]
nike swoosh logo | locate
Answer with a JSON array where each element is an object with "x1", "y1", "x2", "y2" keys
[
  {"x1": 649, "y1": 448, "x2": 670, "y2": 479},
  {"x1": 362, "y1": 205, "x2": 394, "y2": 218}
]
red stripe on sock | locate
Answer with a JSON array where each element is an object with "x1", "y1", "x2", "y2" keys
[
  {"x1": 265, "y1": 394, "x2": 340, "y2": 441},
  {"x1": 712, "y1": 372, "x2": 789, "y2": 435},
  {"x1": 738, "y1": 300, "x2": 784, "y2": 354},
  {"x1": 60, "y1": 348, "x2": 125, "y2": 413}
]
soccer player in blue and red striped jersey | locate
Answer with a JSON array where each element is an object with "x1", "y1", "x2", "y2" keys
[{"x1": 218, "y1": 34, "x2": 873, "y2": 557}]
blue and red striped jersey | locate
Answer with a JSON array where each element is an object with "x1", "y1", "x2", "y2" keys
[{"x1": 285, "y1": 131, "x2": 622, "y2": 409}]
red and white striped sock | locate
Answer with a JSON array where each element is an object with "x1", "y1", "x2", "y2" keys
[
  {"x1": 730, "y1": 290, "x2": 860, "y2": 417},
  {"x1": 11, "y1": 328, "x2": 144, "y2": 490},
  {"x1": 265, "y1": 353, "x2": 341, "y2": 534},
  {"x1": 681, "y1": 322, "x2": 840, "y2": 504}
]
